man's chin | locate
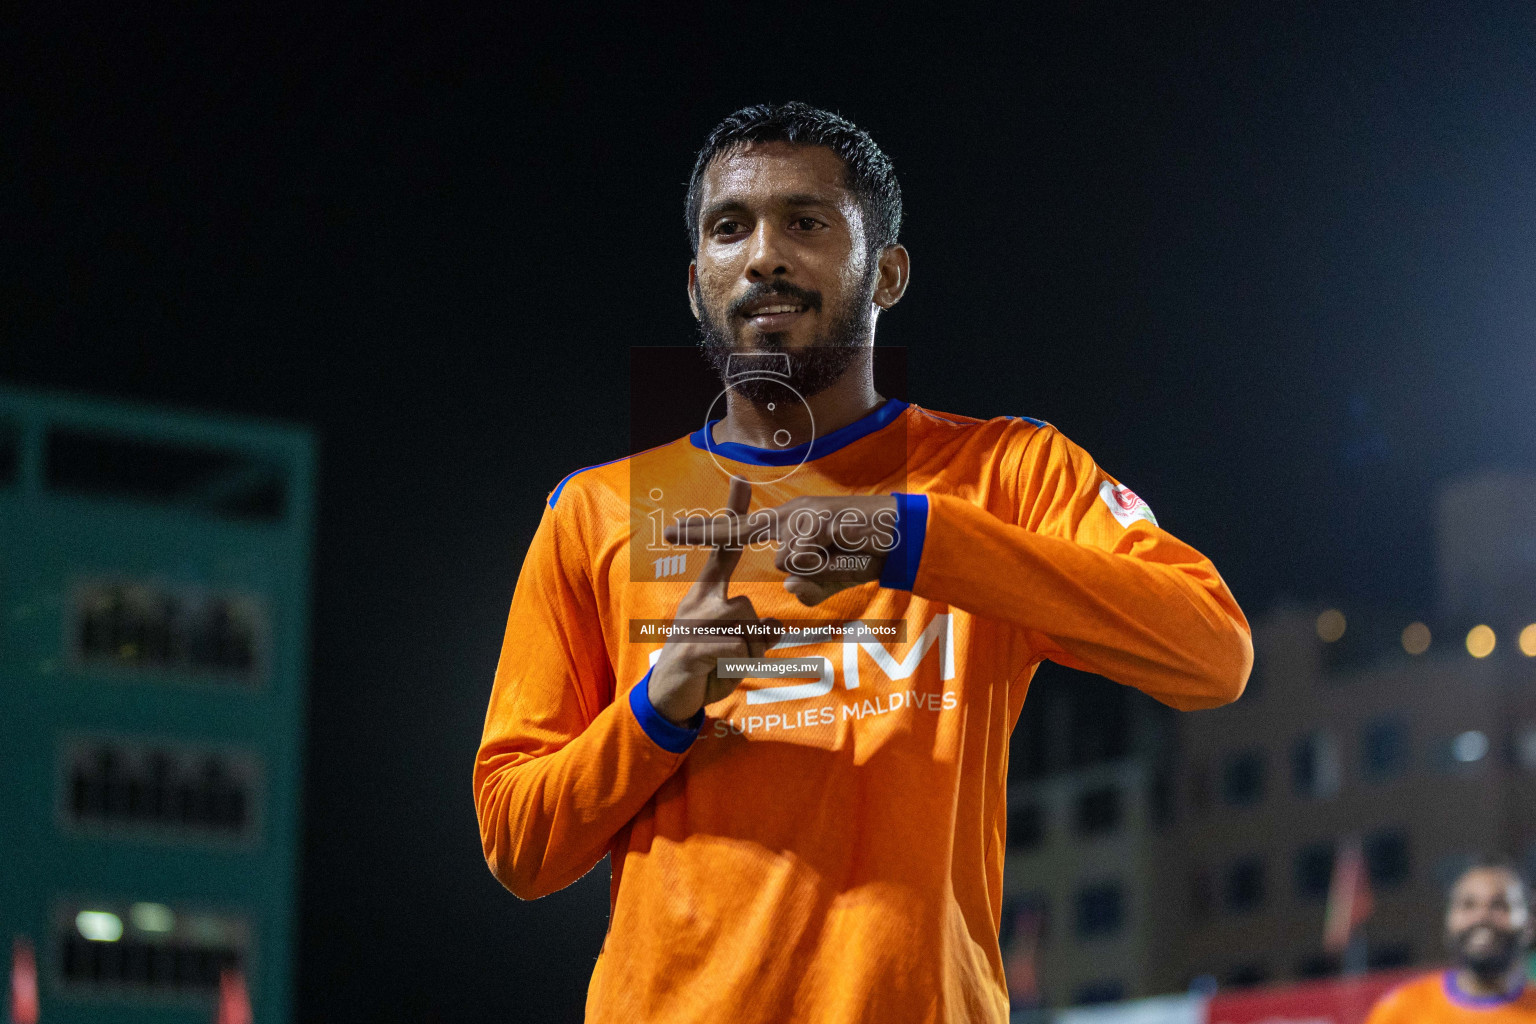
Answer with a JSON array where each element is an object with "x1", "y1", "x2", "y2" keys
[{"x1": 1454, "y1": 937, "x2": 1520, "y2": 979}]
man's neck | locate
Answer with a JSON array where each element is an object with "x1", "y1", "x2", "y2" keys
[
  {"x1": 712, "y1": 362, "x2": 884, "y2": 450},
  {"x1": 1455, "y1": 965, "x2": 1526, "y2": 999}
]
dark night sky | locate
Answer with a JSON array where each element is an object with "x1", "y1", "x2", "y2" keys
[{"x1": 5, "y1": 4, "x2": 1536, "y2": 1020}]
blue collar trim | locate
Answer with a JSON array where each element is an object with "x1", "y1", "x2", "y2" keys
[
  {"x1": 689, "y1": 399, "x2": 908, "y2": 466},
  {"x1": 1443, "y1": 970, "x2": 1526, "y2": 1007}
]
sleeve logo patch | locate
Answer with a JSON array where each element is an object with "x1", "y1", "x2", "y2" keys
[{"x1": 1098, "y1": 481, "x2": 1158, "y2": 528}]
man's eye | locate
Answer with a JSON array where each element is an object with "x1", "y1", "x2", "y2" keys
[
  {"x1": 793, "y1": 217, "x2": 821, "y2": 230},
  {"x1": 713, "y1": 221, "x2": 745, "y2": 236}
]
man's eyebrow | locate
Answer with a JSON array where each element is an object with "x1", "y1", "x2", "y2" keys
[{"x1": 776, "y1": 192, "x2": 843, "y2": 210}]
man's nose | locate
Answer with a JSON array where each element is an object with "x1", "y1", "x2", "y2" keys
[{"x1": 744, "y1": 223, "x2": 791, "y2": 279}]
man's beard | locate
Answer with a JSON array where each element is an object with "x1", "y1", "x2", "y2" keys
[
  {"x1": 695, "y1": 274, "x2": 874, "y2": 403},
  {"x1": 1448, "y1": 923, "x2": 1525, "y2": 982}
]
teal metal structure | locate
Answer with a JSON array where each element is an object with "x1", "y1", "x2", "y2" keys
[{"x1": 0, "y1": 384, "x2": 315, "y2": 1022}]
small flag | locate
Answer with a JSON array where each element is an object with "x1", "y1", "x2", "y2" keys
[
  {"x1": 10, "y1": 936, "x2": 39, "y2": 1024},
  {"x1": 1324, "y1": 835, "x2": 1374, "y2": 953},
  {"x1": 1003, "y1": 903, "x2": 1043, "y2": 1006},
  {"x1": 216, "y1": 966, "x2": 252, "y2": 1024}
]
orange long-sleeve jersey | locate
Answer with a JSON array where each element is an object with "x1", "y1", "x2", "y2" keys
[
  {"x1": 1365, "y1": 971, "x2": 1536, "y2": 1023},
  {"x1": 475, "y1": 399, "x2": 1252, "y2": 1023}
]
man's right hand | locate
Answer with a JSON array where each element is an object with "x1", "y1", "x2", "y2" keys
[{"x1": 649, "y1": 477, "x2": 781, "y2": 725}]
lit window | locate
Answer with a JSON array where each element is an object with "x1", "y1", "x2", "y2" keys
[
  {"x1": 129, "y1": 903, "x2": 175, "y2": 933},
  {"x1": 1451, "y1": 731, "x2": 1489, "y2": 763},
  {"x1": 76, "y1": 911, "x2": 123, "y2": 942},
  {"x1": 1466, "y1": 625, "x2": 1496, "y2": 658},
  {"x1": 59, "y1": 903, "x2": 248, "y2": 993}
]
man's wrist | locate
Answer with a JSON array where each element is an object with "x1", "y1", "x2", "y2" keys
[{"x1": 630, "y1": 667, "x2": 703, "y2": 753}]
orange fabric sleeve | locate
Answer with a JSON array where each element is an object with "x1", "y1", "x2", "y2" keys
[
  {"x1": 473, "y1": 501, "x2": 688, "y2": 900},
  {"x1": 910, "y1": 426, "x2": 1252, "y2": 711}
]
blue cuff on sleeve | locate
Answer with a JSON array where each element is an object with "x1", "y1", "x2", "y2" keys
[
  {"x1": 628, "y1": 667, "x2": 703, "y2": 753},
  {"x1": 878, "y1": 492, "x2": 929, "y2": 591}
]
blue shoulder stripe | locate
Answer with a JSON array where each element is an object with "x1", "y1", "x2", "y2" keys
[
  {"x1": 546, "y1": 437, "x2": 682, "y2": 507},
  {"x1": 548, "y1": 454, "x2": 632, "y2": 508},
  {"x1": 1007, "y1": 415, "x2": 1049, "y2": 428}
]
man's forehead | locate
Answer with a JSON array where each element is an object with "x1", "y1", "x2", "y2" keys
[
  {"x1": 1453, "y1": 867, "x2": 1526, "y2": 902},
  {"x1": 700, "y1": 141, "x2": 853, "y2": 209}
]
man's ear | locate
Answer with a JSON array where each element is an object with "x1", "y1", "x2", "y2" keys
[
  {"x1": 687, "y1": 262, "x2": 701, "y2": 320},
  {"x1": 873, "y1": 245, "x2": 910, "y2": 310}
]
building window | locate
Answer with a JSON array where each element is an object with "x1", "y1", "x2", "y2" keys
[
  {"x1": 56, "y1": 901, "x2": 249, "y2": 994},
  {"x1": 1295, "y1": 953, "x2": 1341, "y2": 980},
  {"x1": 74, "y1": 581, "x2": 266, "y2": 682},
  {"x1": 1008, "y1": 803, "x2": 1045, "y2": 852},
  {"x1": 1225, "y1": 963, "x2": 1269, "y2": 989},
  {"x1": 1189, "y1": 766, "x2": 1212, "y2": 814},
  {"x1": 45, "y1": 427, "x2": 287, "y2": 522},
  {"x1": 1368, "y1": 942, "x2": 1413, "y2": 970},
  {"x1": 1365, "y1": 829, "x2": 1410, "y2": 888},
  {"x1": 1361, "y1": 716, "x2": 1410, "y2": 781},
  {"x1": 1189, "y1": 869, "x2": 1214, "y2": 922},
  {"x1": 1224, "y1": 858, "x2": 1266, "y2": 913},
  {"x1": 1074, "y1": 980, "x2": 1126, "y2": 1005},
  {"x1": 1221, "y1": 750, "x2": 1267, "y2": 806},
  {"x1": 1514, "y1": 725, "x2": 1536, "y2": 772},
  {"x1": 1151, "y1": 767, "x2": 1175, "y2": 827},
  {"x1": 63, "y1": 739, "x2": 259, "y2": 840},
  {"x1": 1076, "y1": 785, "x2": 1122, "y2": 836},
  {"x1": 1000, "y1": 893, "x2": 1049, "y2": 950},
  {"x1": 1291, "y1": 731, "x2": 1341, "y2": 798},
  {"x1": 1075, "y1": 883, "x2": 1125, "y2": 939},
  {"x1": 1434, "y1": 853, "x2": 1478, "y2": 893},
  {"x1": 1433, "y1": 730, "x2": 1490, "y2": 774},
  {"x1": 1294, "y1": 842, "x2": 1334, "y2": 901},
  {"x1": 0, "y1": 417, "x2": 18, "y2": 486}
]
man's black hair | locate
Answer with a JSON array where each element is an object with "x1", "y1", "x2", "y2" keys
[{"x1": 685, "y1": 102, "x2": 902, "y2": 262}]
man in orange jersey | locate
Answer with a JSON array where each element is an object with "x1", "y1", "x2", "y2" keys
[
  {"x1": 1365, "y1": 858, "x2": 1536, "y2": 1023},
  {"x1": 474, "y1": 102, "x2": 1253, "y2": 1023}
]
